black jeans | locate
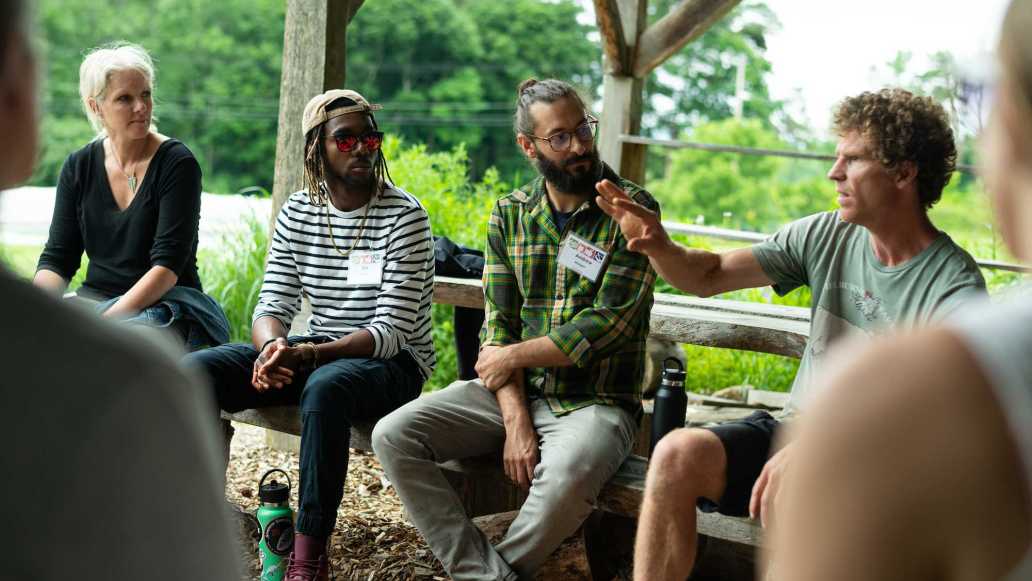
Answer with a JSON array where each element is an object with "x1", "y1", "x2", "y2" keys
[{"x1": 184, "y1": 336, "x2": 424, "y2": 537}]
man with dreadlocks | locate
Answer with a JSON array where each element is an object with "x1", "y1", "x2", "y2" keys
[
  {"x1": 185, "y1": 89, "x2": 434, "y2": 580},
  {"x1": 374, "y1": 78, "x2": 658, "y2": 580}
]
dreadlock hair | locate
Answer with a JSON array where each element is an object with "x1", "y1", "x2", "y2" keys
[{"x1": 302, "y1": 97, "x2": 394, "y2": 207}]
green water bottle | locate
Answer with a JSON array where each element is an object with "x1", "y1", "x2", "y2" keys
[{"x1": 257, "y1": 468, "x2": 294, "y2": 581}]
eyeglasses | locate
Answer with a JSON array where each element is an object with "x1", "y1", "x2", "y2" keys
[
  {"x1": 527, "y1": 115, "x2": 598, "y2": 152},
  {"x1": 332, "y1": 130, "x2": 384, "y2": 153}
]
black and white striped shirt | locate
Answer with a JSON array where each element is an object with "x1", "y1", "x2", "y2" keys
[{"x1": 253, "y1": 186, "x2": 436, "y2": 379}]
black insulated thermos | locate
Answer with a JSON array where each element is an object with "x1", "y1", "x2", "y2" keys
[{"x1": 650, "y1": 357, "x2": 687, "y2": 456}]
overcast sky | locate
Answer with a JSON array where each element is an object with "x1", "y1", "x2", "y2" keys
[
  {"x1": 578, "y1": 0, "x2": 1010, "y2": 135},
  {"x1": 765, "y1": 0, "x2": 1009, "y2": 133}
]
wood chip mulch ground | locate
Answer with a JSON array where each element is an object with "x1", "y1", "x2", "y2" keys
[{"x1": 225, "y1": 424, "x2": 449, "y2": 581}]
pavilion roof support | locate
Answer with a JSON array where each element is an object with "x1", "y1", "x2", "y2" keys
[
  {"x1": 596, "y1": 0, "x2": 647, "y2": 183},
  {"x1": 635, "y1": 0, "x2": 739, "y2": 78},
  {"x1": 270, "y1": 0, "x2": 365, "y2": 227},
  {"x1": 595, "y1": 0, "x2": 740, "y2": 185}
]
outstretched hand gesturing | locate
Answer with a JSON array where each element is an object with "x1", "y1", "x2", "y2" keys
[{"x1": 595, "y1": 179, "x2": 669, "y2": 255}]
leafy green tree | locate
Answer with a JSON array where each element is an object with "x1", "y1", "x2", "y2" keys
[
  {"x1": 643, "y1": 0, "x2": 790, "y2": 138},
  {"x1": 34, "y1": 0, "x2": 285, "y2": 193},
  {"x1": 347, "y1": 0, "x2": 600, "y2": 180},
  {"x1": 33, "y1": 0, "x2": 598, "y2": 190},
  {"x1": 651, "y1": 118, "x2": 832, "y2": 230}
]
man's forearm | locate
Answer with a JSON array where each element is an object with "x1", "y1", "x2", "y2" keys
[
  {"x1": 252, "y1": 316, "x2": 288, "y2": 350},
  {"x1": 314, "y1": 328, "x2": 375, "y2": 362},
  {"x1": 506, "y1": 336, "x2": 572, "y2": 369},
  {"x1": 648, "y1": 240, "x2": 722, "y2": 297},
  {"x1": 495, "y1": 371, "x2": 530, "y2": 426}
]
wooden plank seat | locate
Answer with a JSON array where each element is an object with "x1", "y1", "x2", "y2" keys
[
  {"x1": 222, "y1": 276, "x2": 806, "y2": 549},
  {"x1": 433, "y1": 276, "x2": 810, "y2": 358}
]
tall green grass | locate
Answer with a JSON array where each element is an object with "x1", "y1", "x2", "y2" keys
[{"x1": 197, "y1": 213, "x2": 269, "y2": 343}]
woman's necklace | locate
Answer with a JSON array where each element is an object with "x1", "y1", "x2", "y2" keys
[{"x1": 109, "y1": 140, "x2": 139, "y2": 195}]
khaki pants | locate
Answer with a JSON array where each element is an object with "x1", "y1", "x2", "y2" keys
[{"x1": 373, "y1": 379, "x2": 636, "y2": 580}]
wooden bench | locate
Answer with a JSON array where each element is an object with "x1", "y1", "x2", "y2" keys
[
  {"x1": 433, "y1": 276, "x2": 810, "y2": 359},
  {"x1": 223, "y1": 276, "x2": 807, "y2": 557}
]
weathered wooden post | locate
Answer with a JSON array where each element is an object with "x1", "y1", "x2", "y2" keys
[
  {"x1": 265, "y1": 0, "x2": 364, "y2": 452},
  {"x1": 595, "y1": 0, "x2": 647, "y2": 185},
  {"x1": 269, "y1": 0, "x2": 365, "y2": 228},
  {"x1": 594, "y1": 0, "x2": 741, "y2": 186}
]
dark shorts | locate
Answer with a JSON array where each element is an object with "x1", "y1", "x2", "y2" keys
[{"x1": 696, "y1": 410, "x2": 780, "y2": 517}]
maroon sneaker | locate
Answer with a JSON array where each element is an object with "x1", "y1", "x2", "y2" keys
[{"x1": 284, "y1": 552, "x2": 329, "y2": 581}]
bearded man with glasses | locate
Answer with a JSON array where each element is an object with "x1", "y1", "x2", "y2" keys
[
  {"x1": 185, "y1": 89, "x2": 435, "y2": 581},
  {"x1": 374, "y1": 78, "x2": 659, "y2": 581}
]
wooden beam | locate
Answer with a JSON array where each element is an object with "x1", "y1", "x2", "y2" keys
[
  {"x1": 620, "y1": 139, "x2": 647, "y2": 184},
  {"x1": 346, "y1": 0, "x2": 365, "y2": 23},
  {"x1": 634, "y1": 0, "x2": 740, "y2": 78},
  {"x1": 594, "y1": 0, "x2": 628, "y2": 75},
  {"x1": 270, "y1": 0, "x2": 358, "y2": 230},
  {"x1": 598, "y1": 75, "x2": 644, "y2": 176},
  {"x1": 597, "y1": 0, "x2": 647, "y2": 180}
]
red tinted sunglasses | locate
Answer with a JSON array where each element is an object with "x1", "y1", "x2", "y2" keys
[{"x1": 332, "y1": 130, "x2": 384, "y2": 153}]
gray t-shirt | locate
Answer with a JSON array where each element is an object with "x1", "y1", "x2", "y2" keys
[
  {"x1": 752, "y1": 211, "x2": 986, "y2": 411},
  {"x1": 0, "y1": 267, "x2": 240, "y2": 580},
  {"x1": 948, "y1": 290, "x2": 1032, "y2": 581}
]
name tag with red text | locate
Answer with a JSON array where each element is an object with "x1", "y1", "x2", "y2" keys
[
  {"x1": 558, "y1": 233, "x2": 608, "y2": 283},
  {"x1": 348, "y1": 251, "x2": 384, "y2": 285}
]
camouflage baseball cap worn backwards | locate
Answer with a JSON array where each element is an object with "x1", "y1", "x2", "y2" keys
[{"x1": 301, "y1": 89, "x2": 383, "y2": 135}]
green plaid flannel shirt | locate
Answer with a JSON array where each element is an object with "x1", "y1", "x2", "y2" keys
[{"x1": 481, "y1": 164, "x2": 659, "y2": 415}]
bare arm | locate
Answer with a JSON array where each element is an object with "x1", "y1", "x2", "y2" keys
[
  {"x1": 252, "y1": 315, "x2": 288, "y2": 351},
  {"x1": 595, "y1": 179, "x2": 772, "y2": 297},
  {"x1": 254, "y1": 324, "x2": 377, "y2": 391},
  {"x1": 494, "y1": 370, "x2": 538, "y2": 489},
  {"x1": 476, "y1": 337, "x2": 572, "y2": 391},
  {"x1": 312, "y1": 329, "x2": 375, "y2": 361},
  {"x1": 102, "y1": 265, "x2": 179, "y2": 318},
  {"x1": 649, "y1": 242, "x2": 772, "y2": 298},
  {"x1": 32, "y1": 268, "x2": 69, "y2": 294}
]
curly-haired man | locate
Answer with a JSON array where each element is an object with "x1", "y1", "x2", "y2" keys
[{"x1": 595, "y1": 88, "x2": 987, "y2": 580}]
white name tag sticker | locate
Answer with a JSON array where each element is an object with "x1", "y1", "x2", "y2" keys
[
  {"x1": 348, "y1": 251, "x2": 384, "y2": 285},
  {"x1": 558, "y1": 233, "x2": 608, "y2": 283}
]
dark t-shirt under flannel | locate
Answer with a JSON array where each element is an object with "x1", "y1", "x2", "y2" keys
[{"x1": 481, "y1": 164, "x2": 659, "y2": 416}]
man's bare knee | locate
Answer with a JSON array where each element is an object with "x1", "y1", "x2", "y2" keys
[{"x1": 647, "y1": 428, "x2": 727, "y2": 500}]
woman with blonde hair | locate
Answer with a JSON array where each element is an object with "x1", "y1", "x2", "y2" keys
[
  {"x1": 34, "y1": 42, "x2": 227, "y2": 348},
  {"x1": 770, "y1": 1, "x2": 1032, "y2": 579}
]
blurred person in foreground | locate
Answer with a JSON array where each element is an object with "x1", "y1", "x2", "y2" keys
[
  {"x1": 32, "y1": 41, "x2": 228, "y2": 350},
  {"x1": 596, "y1": 88, "x2": 987, "y2": 580},
  {"x1": 0, "y1": 1, "x2": 239, "y2": 579},
  {"x1": 770, "y1": 1, "x2": 1032, "y2": 579}
]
